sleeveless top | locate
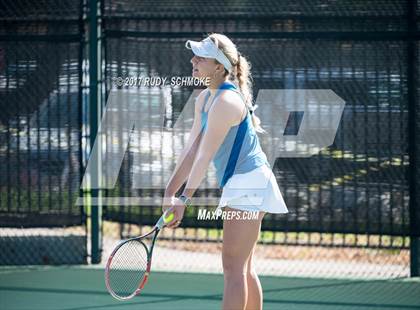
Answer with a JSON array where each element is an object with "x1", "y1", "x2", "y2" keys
[{"x1": 200, "y1": 81, "x2": 270, "y2": 188}]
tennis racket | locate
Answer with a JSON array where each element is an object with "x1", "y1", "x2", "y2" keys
[{"x1": 105, "y1": 210, "x2": 174, "y2": 300}]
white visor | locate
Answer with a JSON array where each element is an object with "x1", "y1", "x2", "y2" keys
[{"x1": 185, "y1": 37, "x2": 233, "y2": 71}]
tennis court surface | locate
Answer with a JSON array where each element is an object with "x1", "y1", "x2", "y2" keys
[{"x1": 1, "y1": 266, "x2": 419, "y2": 310}]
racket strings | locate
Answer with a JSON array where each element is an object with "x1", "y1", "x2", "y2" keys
[{"x1": 108, "y1": 239, "x2": 149, "y2": 298}]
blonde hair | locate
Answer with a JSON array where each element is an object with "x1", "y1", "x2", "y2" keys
[{"x1": 208, "y1": 33, "x2": 266, "y2": 134}]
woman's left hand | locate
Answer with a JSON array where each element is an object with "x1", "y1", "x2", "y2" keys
[{"x1": 165, "y1": 198, "x2": 186, "y2": 228}]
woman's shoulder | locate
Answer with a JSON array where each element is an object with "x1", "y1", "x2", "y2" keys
[
  {"x1": 216, "y1": 89, "x2": 244, "y2": 111},
  {"x1": 196, "y1": 88, "x2": 211, "y2": 100},
  {"x1": 194, "y1": 88, "x2": 210, "y2": 110},
  {"x1": 209, "y1": 90, "x2": 244, "y2": 126}
]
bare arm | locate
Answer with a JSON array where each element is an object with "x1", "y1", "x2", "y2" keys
[{"x1": 164, "y1": 90, "x2": 207, "y2": 197}]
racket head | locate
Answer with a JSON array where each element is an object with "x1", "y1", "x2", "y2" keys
[
  {"x1": 105, "y1": 211, "x2": 169, "y2": 300},
  {"x1": 105, "y1": 236, "x2": 152, "y2": 300}
]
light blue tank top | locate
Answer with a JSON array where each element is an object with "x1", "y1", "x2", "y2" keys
[{"x1": 200, "y1": 81, "x2": 270, "y2": 188}]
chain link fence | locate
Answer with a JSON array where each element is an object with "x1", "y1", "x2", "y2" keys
[
  {"x1": 101, "y1": 0, "x2": 419, "y2": 279},
  {"x1": 0, "y1": 0, "x2": 87, "y2": 265}
]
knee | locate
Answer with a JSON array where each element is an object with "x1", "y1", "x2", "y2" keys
[
  {"x1": 246, "y1": 261, "x2": 257, "y2": 279},
  {"x1": 222, "y1": 251, "x2": 247, "y2": 278},
  {"x1": 247, "y1": 267, "x2": 258, "y2": 281}
]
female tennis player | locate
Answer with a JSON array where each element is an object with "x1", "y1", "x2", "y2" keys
[{"x1": 162, "y1": 33, "x2": 288, "y2": 310}]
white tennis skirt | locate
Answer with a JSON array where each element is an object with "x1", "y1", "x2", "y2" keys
[{"x1": 217, "y1": 164, "x2": 288, "y2": 214}]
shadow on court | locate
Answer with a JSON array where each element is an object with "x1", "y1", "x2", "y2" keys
[{"x1": 1, "y1": 267, "x2": 419, "y2": 310}]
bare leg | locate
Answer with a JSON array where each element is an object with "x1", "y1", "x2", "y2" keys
[
  {"x1": 245, "y1": 245, "x2": 263, "y2": 310},
  {"x1": 222, "y1": 207, "x2": 265, "y2": 310}
]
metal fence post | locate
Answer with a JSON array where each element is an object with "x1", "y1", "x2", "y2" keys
[
  {"x1": 88, "y1": 0, "x2": 102, "y2": 264},
  {"x1": 408, "y1": 0, "x2": 419, "y2": 277}
]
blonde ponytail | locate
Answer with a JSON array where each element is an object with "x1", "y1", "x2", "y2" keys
[
  {"x1": 236, "y1": 54, "x2": 266, "y2": 134},
  {"x1": 209, "y1": 33, "x2": 266, "y2": 134}
]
